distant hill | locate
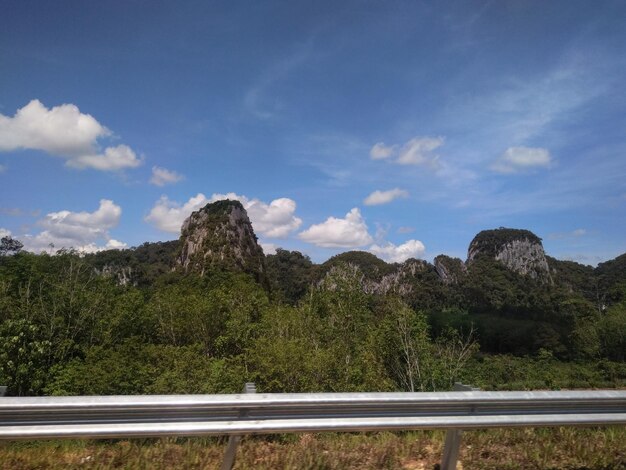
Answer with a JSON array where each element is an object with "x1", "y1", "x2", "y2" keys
[
  {"x1": 84, "y1": 240, "x2": 179, "y2": 287},
  {"x1": 596, "y1": 253, "x2": 626, "y2": 304},
  {"x1": 81, "y1": 212, "x2": 624, "y2": 315}
]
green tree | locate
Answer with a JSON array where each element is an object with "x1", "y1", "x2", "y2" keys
[
  {"x1": 147, "y1": 272, "x2": 268, "y2": 356},
  {"x1": 597, "y1": 302, "x2": 626, "y2": 361},
  {"x1": 381, "y1": 299, "x2": 478, "y2": 391},
  {"x1": 265, "y1": 249, "x2": 314, "y2": 304},
  {"x1": 0, "y1": 319, "x2": 51, "y2": 395},
  {"x1": 0, "y1": 237, "x2": 23, "y2": 256}
]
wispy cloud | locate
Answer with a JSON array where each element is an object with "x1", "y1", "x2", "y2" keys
[
  {"x1": 150, "y1": 166, "x2": 184, "y2": 186},
  {"x1": 473, "y1": 140, "x2": 626, "y2": 220},
  {"x1": 243, "y1": 42, "x2": 313, "y2": 120},
  {"x1": 548, "y1": 228, "x2": 587, "y2": 240},
  {"x1": 559, "y1": 253, "x2": 604, "y2": 266},
  {"x1": 369, "y1": 142, "x2": 396, "y2": 160},
  {"x1": 364, "y1": 188, "x2": 409, "y2": 206},
  {"x1": 491, "y1": 147, "x2": 552, "y2": 174},
  {"x1": 396, "y1": 137, "x2": 444, "y2": 167},
  {"x1": 0, "y1": 207, "x2": 25, "y2": 217},
  {"x1": 369, "y1": 136, "x2": 444, "y2": 169},
  {"x1": 443, "y1": 49, "x2": 616, "y2": 157}
]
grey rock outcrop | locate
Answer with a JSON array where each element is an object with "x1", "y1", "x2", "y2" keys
[
  {"x1": 368, "y1": 260, "x2": 427, "y2": 296},
  {"x1": 494, "y1": 239, "x2": 550, "y2": 280},
  {"x1": 434, "y1": 255, "x2": 467, "y2": 285},
  {"x1": 467, "y1": 228, "x2": 552, "y2": 282},
  {"x1": 177, "y1": 200, "x2": 266, "y2": 283},
  {"x1": 94, "y1": 265, "x2": 135, "y2": 286}
]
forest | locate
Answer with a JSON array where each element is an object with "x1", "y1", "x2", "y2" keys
[{"x1": 1, "y1": 227, "x2": 625, "y2": 398}]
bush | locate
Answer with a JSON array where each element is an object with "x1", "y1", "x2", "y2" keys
[{"x1": 45, "y1": 339, "x2": 246, "y2": 395}]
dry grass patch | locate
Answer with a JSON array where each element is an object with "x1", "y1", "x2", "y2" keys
[{"x1": 0, "y1": 428, "x2": 624, "y2": 469}]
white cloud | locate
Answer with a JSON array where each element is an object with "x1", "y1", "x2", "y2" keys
[
  {"x1": 299, "y1": 208, "x2": 373, "y2": 248},
  {"x1": 0, "y1": 228, "x2": 11, "y2": 238},
  {"x1": 145, "y1": 192, "x2": 302, "y2": 238},
  {"x1": 0, "y1": 99, "x2": 110, "y2": 154},
  {"x1": 364, "y1": 188, "x2": 409, "y2": 206},
  {"x1": 150, "y1": 166, "x2": 184, "y2": 186},
  {"x1": 21, "y1": 199, "x2": 126, "y2": 253},
  {"x1": 369, "y1": 142, "x2": 396, "y2": 160},
  {"x1": 145, "y1": 193, "x2": 209, "y2": 233},
  {"x1": 105, "y1": 239, "x2": 127, "y2": 249},
  {"x1": 368, "y1": 239, "x2": 426, "y2": 263},
  {"x1": 260, "y1": 242, "x2": 278, "y2": 255},
  {"x1": 0, "y1": 99, "x2": 142, "y2": 171},
  {"x1": 236, "y1": 196, "x2": 302, "y2": 238},
  {"x1": 370, "y1": 136, "x2": 445, "y2": 169},
  {"x1": 396, "y1": 136, "x2": 444, "y2": 167},
  {"x1": 397, "y1": 226, "x2": 415, "y2": 234},
  {"x1": 67, "y1": 145, "x2": 142, "y2": 171},
  {"x1": 491, "y1": 146, "x2": 552, "y2": 174}
]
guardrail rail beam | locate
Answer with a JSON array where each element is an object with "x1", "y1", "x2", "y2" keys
[{"x1": 1, "y1": 387, "x2": 625, "y2": 468}]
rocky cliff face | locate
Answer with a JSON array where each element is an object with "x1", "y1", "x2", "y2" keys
[
  {"x1": 467, "y1": 228, "x2": 551, "y2": 282},
  {"x1": 177, "y1": 200, "x2": 266, "y2": 282},
  {"x1": 94, "y1": 265, "x2": 135, "y2": 286},
  {"x1": 317, "y1": 258, "x2": 434, "y2": 297},
  {"x1": 433, "y1": 255, "x2": 467, "y2": 285},
  {"x1": 368, "y1": 259, "x2": 432, "y2": 296}
]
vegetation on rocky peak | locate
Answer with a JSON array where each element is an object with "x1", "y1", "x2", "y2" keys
[
  {"x1": 467, "y1": 227, "x2": 543, "y2": 260},
  {"x1": 320, "y1": 250, "x2": 397, "y2": 279},
  {"x1": 265, "y1": 249, "x2": 314, "y2": 305},
  {"x1": 596, "y1": 253, "x2": 626, "y2": 304},
  {"x1": 433, "y1": 254, "x2": 467, "y2": 285},
  {"x1": 177, "y1": 199, "x2": 267, "y2": 286},
  {"x1": 83, "y1": 240, "x2": 179, "y2": 287}
]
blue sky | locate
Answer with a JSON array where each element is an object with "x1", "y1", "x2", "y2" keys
[{"x1": 1, "y1": 0, "x2": 625, "y2": 264}]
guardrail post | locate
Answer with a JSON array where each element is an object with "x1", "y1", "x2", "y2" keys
[
  {"x1": 0, "y1": 386, "x2": 6, "y2": 397},
  {"x1": 220, "y1": 382, "x2": 256, "y2": 470},
  {"x1": 440, "y1": 383, "x2": 479, "y2": 470}
]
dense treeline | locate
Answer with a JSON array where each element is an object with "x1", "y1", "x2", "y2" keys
[
  {"x1": 0, "y1": 247, "x2": 476, "y2": 396},
  {"x1": 268, "y1": 247, "x2": 626, "y2": 361},
  {"x1": 0, "y1": 237, "x2": 625, "y2": 396}
]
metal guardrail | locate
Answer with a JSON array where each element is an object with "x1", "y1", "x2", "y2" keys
[{"x1": 1, "y1": 384, "x2": 625, "y2": 470}]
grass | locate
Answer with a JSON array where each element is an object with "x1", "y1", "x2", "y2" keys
[{"x1": 1, "y1": 427, "x2": 625, "y2": 469}]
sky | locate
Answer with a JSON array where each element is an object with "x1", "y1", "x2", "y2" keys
[{"x1": 1, "y1": 0, "x2": 625, "y2": 265}]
